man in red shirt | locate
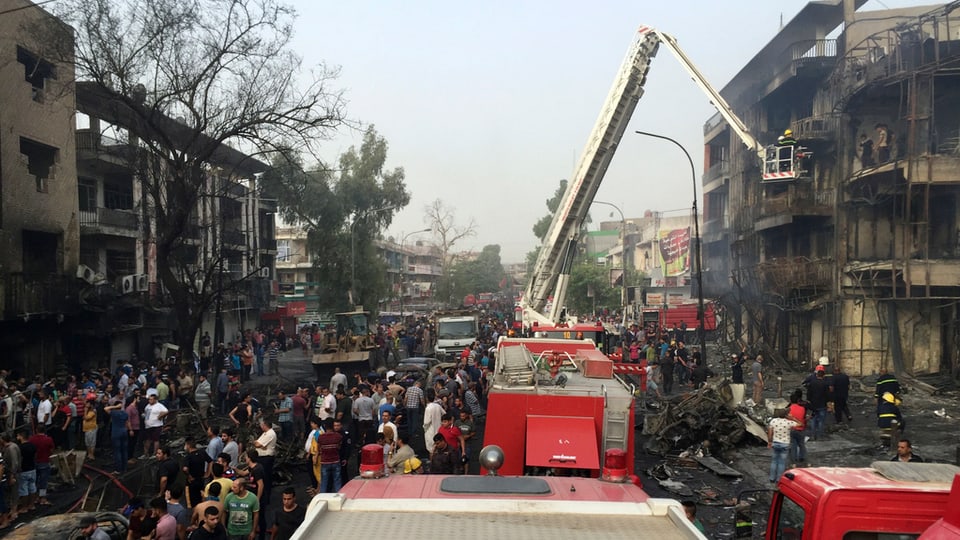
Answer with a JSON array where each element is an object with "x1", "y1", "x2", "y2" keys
[
  {"x1": 437, "y1": 413, "x2": 466, "y2": 473},
  {"x1": 316, "y1": 419, "x2": 343, "y2": 493},
  {"x1": 28, "y1": 426, "x2": 54, "y2": 506},
  {"x1": 291, "y1": 388, "x2": 308, "y2": 442}
]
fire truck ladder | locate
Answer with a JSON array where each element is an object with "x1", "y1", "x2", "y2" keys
[
  {"x1": 525, "y1": 27, "x2": 661, "y2": 322},
  {"x1": 523, "y1": 27, "x2": 764, "y2": 325}
]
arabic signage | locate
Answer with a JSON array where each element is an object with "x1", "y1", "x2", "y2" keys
[{"x1": 658, "y1": 227, "x2": 691, "y2": 277}]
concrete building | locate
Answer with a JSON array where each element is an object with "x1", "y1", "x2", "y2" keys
[
  {"x1": 0, "y1": 0, "x2": 82, "y2": 374},
  {"x1": 74, "y1": 83, "x2": 275, "y2": 365},
  {"x1": 702, "y1": 0, "x2": 960, "y2": 376},
  {"x1": 274, "y1": 225, "x2": 443, "y2": 320}
]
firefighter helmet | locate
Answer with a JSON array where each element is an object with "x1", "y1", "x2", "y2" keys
[{"x1": 784, "y1": 129, "x2": 793, "y2": 137}]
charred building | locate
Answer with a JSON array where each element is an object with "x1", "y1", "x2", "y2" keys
[{"x1": 702, "y1": 0, "x2": 960, "y2": 377}]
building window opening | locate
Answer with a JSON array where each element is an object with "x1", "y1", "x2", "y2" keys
[
  {"x1": 16, "y1": 46, "x2": 56, "y2": 102},
  {"x1": 20, "y1": 137, "x2": 58, "y2": 193},
  {"x1": 79, "y1": 178, "x2": 97, "y2": 212}
]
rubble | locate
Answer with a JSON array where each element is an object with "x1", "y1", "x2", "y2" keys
[{"x1": 642, "y1": 382, "x2": 763, "y2": 456}]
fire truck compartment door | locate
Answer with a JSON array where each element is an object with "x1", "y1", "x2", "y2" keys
[{"x1": 525, "y1": 415, "x2": 600, "y2": 470}]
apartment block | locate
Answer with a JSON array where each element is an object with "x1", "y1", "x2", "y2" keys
[{"x1": 702, "y1": 0, "x2": 960, "y2": 376}]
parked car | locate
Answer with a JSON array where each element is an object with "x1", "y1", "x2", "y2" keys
[{"x1": 8, "y1": 512, "x2": 128, "y2": 540}]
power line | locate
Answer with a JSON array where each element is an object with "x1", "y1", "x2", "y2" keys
[{"x1": 0, "y1": 0, "x2": 60, "y2": 17}]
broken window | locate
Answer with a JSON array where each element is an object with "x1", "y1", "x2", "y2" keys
[
  {"x1": 20, "y1": 137, "x2": 58, "y2": 193},
  {"x1": 22, "y1": 230, "x2": 59, "y2": 275},
  {"x1": 16, "y1": 46, "x2": 56, "y2": 102}
]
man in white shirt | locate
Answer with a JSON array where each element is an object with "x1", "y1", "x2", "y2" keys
[
  {"x1": 329, "y1": 368, "x2": 348, "y2": 394},
  {"x1": 36, "y1": 390, "x2": 53, "y2": 428},
  {"x1": 318, "y1": 387, "x2": 336, "y2": 422},
  {"x1": 143, "y1": 394, "x2": 168, "y2": 457},
  {"x1": 377, "y1": 410, "x2": 398, "y2": 442}
]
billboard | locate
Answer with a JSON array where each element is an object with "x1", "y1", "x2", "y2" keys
[{"x1": 658, "y1": 228, "x2": 691, "y2": 277}]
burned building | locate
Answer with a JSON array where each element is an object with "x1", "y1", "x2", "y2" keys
[
  {"x1": 0, "y1": 0, "x2": 82, "y2": 375},
  {"x1": 702, "y1": 0, "x2": 960, "y2": 377}
]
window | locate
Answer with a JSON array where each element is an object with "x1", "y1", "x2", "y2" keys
[
  {"x1": 843, "y1": 534, "x2": 919, "y2": 540},
  {"x1": 277, "y1": 239, "x2": 291, "y2": 262},
  {"x1": 22, "y1": 230, "x2": 59, "y2": 275},
  {"x1": 78, "y1": 178, "x2": 97, "y2": 212},
  {"x1": 20, "y1": 137, "x2": 58, "y2": 192},
  {"x1": 103, "y1": 177, "x2": 133, "y2": 210},
  {"x1": 773, "y1": 495, "x2": 806, "y2": 540},
  {"x1": 106, "y1": 250, "x2": 136, "y2": 279},
  {"x1": 16, "y1": 46, "x2": 56, "y2": 102}
]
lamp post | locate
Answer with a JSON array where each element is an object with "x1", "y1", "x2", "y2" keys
[
  {"x1": 399, "y1": 228, "x2": 431, "y2": 319},
  {"x1": 593, "y1": 200, "x2": 628, "y2": 324},
  {"x1": 636, "y1": 130, "x2": 706, "y2": 362},
  {"x1": 349, "y1": 205, "x2": 397, "y2": 307}
]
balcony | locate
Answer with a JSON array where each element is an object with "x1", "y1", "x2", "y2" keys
[
  {"x1": 756, "y1": 256, "x2": 834, "y2": 293},
  {"x1": 222, "y1": 230, "x2": 245, "y2": 247},
  {"x1": 755, "y1": 187, "x2": 834, "y2": 231},
  {"x1": 703, "y1": 160, "x2": 730, "y2": 184},
  {"x1": 2, "y1": 273, "x2": 77, "y2": 319},
  {"x1": 790, "y1": 114, "x2": 840, "y2": 142},
  {"x1": 79, "y1": 207, "x2": 138, "y2": 237},
  {"x1": 76, "y1": 130, "x2": 136, "y2": 171},
  {"x1": 764, "y1": 39, "x2": 838, "y2": 97}
]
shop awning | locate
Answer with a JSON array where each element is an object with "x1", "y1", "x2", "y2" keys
[{"x1": 525, "y1": 415, "x2": 600, "y2": 470}]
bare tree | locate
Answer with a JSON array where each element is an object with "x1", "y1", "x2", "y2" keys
[
  {"x1": 424, "y1": 199, "x2": 476, "y2": 268},
  {"x1": 424, "y1": 199, "x2": 476, "y2": 306},
  {"x1": 37, "y1": 0, "x2": 346, "y2": 357}
]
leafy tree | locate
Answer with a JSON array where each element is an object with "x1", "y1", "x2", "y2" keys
[
  {"x1": 44, "y1": 0, "x2": 346, "y2": 357},
  {"x1": 449, "y1": 245, "x2": 506, "y2": 300},
  {"x1": 566, "y1": 260, "x2": 619, "y2": 315},
  {"x1": 267, "y1": 127, "x2": 410, "y2": 311},
  {"x1": 532, "y1": 180, "x2": 568, "y2": 241}
]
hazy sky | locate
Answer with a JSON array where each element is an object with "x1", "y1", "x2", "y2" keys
[{"x1": 288, "y1": 0, "x2": 924, "y2": 263}]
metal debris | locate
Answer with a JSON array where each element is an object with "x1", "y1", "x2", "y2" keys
[{"x1": 642, "y1": 383, "x2": 755, "y2": 456}]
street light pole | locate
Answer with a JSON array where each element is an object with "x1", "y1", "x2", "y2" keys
[
  {"x1": 399, "y1": 228, "x2": 431, "y2": 319},
  {"x1": 594, "y1": 200, "x2": 627, "y2": 325},
  {"x1": 636, "y1": 130, "x2": 706, "y2": 363}
]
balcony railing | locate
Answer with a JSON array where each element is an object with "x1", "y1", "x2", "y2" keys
[
  {"x1": 3, "y1": 273, "x2": 77, "y2": 319},
  {"x1": 79, "y1": 207, "x2": 138, "y2": 232},
  {"x1": 704, "y1": 160, "x2": 730, "y2": 183},
  {"x1": 790, "y1": 114, "x2": 841, "y2": 141},
  {"x1": 779, "y1": 39, "x2": 837, "y2": 66},
  {"x1": 758, "y1": 187, "x2": 834, "y2": 219},
  {"x1": 756, "y1": 257, "x2": 834, "y2": 293},
  {"x1": 75, "y1": 130, "x2": 136, "y2": 163}
]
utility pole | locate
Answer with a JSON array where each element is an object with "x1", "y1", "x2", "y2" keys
[{"x1": 594, "y1": 200, "x2": 628, "y2": 325}]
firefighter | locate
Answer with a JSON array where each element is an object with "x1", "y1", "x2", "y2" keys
[
  {"x1": 877, "y1": 392, "x2": 905, "y2": 434},
  {"x1": 778, "y1": 129, "x2": 797, "y2": 146},
  {"x1": 875, "y1": 368, "x2": 901, "y2": 412}
]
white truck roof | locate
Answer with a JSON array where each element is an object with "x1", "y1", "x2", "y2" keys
[{"x1": 291, "y1": 475, "x2": 706, "y2": 539}]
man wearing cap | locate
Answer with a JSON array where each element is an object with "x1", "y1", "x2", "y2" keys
[
  {"x1": 806, "y1": 366, "x2": 832, "y2": 440},
  {"x1": 387, "y1": 433, "x2": 415, "y2": 475}
]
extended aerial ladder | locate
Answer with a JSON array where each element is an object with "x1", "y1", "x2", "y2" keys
[{"x1": 522, "y1": 26, "x2": 769, "y2": 325}]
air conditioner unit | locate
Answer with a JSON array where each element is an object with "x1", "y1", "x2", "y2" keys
[
  {"x1": 121, "y1": 274, "x2": 137, "y2": 294},
  {"x1": 135, "y1": 274, "x2": 149, "y2": 292},
  {"x1": 76, "y1": 264, "x2": 97, "y2": 284},
  {"x1": 259, "y1": 267, "x2": 271, "y2": 278}
]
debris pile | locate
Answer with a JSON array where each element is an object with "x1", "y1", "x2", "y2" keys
[{"x1": 642, "y1": 382, "x2": 764, "y2": 456}]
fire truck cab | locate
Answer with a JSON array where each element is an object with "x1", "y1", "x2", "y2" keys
[{"x1": 762, "y1": 461, "x2": 960, "y2": 540}]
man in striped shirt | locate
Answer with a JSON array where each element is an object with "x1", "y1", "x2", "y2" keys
[{"x1": 403, "y1": 379, "x2": 425, "y2": 439}]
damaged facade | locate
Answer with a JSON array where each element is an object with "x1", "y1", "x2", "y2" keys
[
  {"x1": 703, "y1": 0, "x2": 960, "y2": 377},
  {"x1": 0, "y1": 1, "x2": 277, "y2": 376}
]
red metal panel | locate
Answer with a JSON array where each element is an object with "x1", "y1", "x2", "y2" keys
[
  {"x1": 525, "y1": 415, "x2": 600, "y2": 470},
  {"x1": 578, "y1": 349, "x2": 613, "y2": 379}
]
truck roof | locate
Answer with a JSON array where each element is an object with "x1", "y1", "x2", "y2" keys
[
  {"x1": 784, "y1": 461, "x2": 960, "y2": 495},
  {"x1": 292, "y1": 475, "x2": 704, "y2": 539}
]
